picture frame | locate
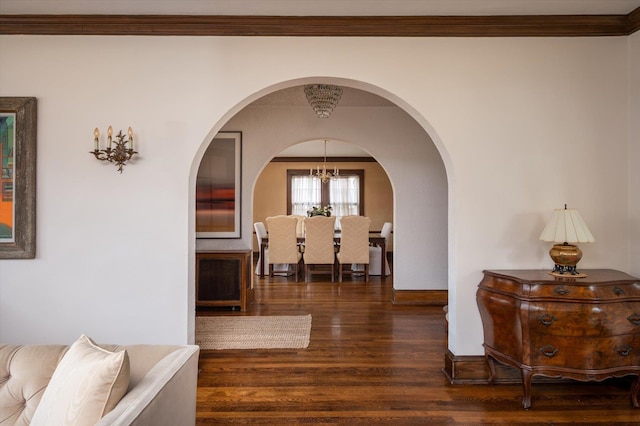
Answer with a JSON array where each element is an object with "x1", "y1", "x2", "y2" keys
[
  {"x1": 0, "y1": 97, "x2": 37, "y2": 259},
  {"x1": 196, "y1": 131, "x2": 242, "y2": 239}
]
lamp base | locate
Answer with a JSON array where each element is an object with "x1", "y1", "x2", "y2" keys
[
  {"x1": 547, "y1": 243, "x2": 587, "y2": 278},
  {"x1": 548, "y1": 271, "x2": 588, "y2": 278},
  {"x1": 548, "y1": 263, "x2": 587, "y2": 278}
]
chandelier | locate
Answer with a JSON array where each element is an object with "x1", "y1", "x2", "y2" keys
[
  {"x1": 310, "y1": 140, "x2": 339, "y2": 184},
  {"x1": 304, "y1": 84, "x2": 343, "y2": 119}
]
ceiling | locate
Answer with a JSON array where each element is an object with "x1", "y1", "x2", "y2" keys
[
  {"x1": 2, "y1": 0, "x2": 640, "y2": 16},
  {"x1": 252, "y1": 86, "x2": 392, "y2": 158},
  {"x1": 252, "y1": 86, "x2": 393, "y2": 108}
]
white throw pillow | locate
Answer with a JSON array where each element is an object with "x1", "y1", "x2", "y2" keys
[{"x1": 31, "y1": 334, "x2": 130, "y2": 426}]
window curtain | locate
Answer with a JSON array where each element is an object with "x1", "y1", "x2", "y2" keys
[
  {"x1": 330, "y1": 176, "x2": 359, "y2": 219},
  {"x1": 291, "y1": 175, "x2": 321, "y2": 216}
]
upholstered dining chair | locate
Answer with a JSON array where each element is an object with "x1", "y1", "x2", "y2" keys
[
  {"x1": 254, "y1": 222, "x2": 290, "y2": 276},
  {"x1": 336, "y1": 216, "x2": 371, "y2": 282},
  {"x1": 302, "y1": 216, "x2": 337, "y2": 282},
  {"x1": 289, "y1": 215, "x2": 307, "y2": 238},
  {"x1": 368, "y1": 222, "x2": 392, "y2": 276},
  {"x1": 265, "y1": 215, "x2": 303, "y2": 282}
]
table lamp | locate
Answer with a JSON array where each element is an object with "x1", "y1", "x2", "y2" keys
[{"x1": 539, "y1": 204, "x2": 595, "y2": 278}]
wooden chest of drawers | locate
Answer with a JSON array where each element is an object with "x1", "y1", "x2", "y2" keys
[{"x1": 476, "y1": 269, "x2": 640, "y2": 408}]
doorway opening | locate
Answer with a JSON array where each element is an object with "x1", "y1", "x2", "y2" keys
[{"x1": 191, "y1": 80, "x2": 450, "y2": 341}]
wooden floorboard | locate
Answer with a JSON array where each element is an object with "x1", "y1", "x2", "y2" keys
[{"x1": 196, "y1": 270, "x2": 640, "y2": 424}]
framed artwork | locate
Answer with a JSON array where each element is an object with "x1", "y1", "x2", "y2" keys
[
  {"x1": 196, "y1": 131, "x2": 241, "y2": 239},
  {"x1": 0, "y1": 97, "x2": 37, "y2": 259}
]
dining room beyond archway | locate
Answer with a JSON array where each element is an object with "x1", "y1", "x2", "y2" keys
[
  {"x1": 253, "y1": 138, "x2": 392, "y2": 247},
  {"x1": 194, "y1": 83, "x2": 448, "y2": 300}
]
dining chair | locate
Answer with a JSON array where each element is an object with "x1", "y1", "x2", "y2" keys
[
  {"x1": 289, "y1": 215, "x2": 307, "y2": 238},
  {"x1": 254, "y1": 222, "x2": 290, "y2": 276},
  {"x1": 302, "y1": 216, "x2": 337, "y2": 282},
  {"x1": 336, "y1": 215, "x2": 371, "y2": 282},
  {"x1": 265, "y1": 215, "x2": 303, "y2": 282},
  {"x1": 368, "y1": 222, "x2": 392, "y2": 276}
]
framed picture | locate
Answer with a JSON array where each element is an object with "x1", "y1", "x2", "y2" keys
[
  {"x1": 196, "y1": 131, "x2": 241, "y2": 239},
  {"x1": 0, "y1": 97, "x2": 37, "y2": 259}
]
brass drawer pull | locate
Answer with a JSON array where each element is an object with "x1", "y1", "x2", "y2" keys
[
  {"x1": 628, "y1": 313, "x2": 640, "y2": 326},
  {"x1": 614, "y1": 286, "x2": 625, "y2": 296},
  {"x1": 537, "y1": 313, "x2": 557, "y2": 326},
  {"x1": 554, "y1": 286, "x2": 569, "y2": 296},
  {"x1": 539, "y1": 345, "x2": 559, "y2": 358},
  {"x1": 616, "y1": 345, "x2": 633, "y2": 357}
]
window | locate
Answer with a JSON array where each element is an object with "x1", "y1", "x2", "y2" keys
[
  {"x1": 289, "y1": 172, "x2": 321, "y2": 216},
  {"x1": 287, "y1": 169, "x2": 364, "y2": 219}
]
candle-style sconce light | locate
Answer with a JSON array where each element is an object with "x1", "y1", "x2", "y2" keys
[{"x1": 91, "y1": 125, "x2": 137, "y2": 173}]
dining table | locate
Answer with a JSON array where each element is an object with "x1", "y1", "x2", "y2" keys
[{"x1": 258, "y1": 233, "x2": 386, "y2": 278}]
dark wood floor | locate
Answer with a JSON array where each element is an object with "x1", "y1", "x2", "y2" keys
[{"x1": 196, "y1": 269, "x2": 640, "y2": 424}]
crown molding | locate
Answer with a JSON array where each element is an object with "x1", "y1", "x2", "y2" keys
[
  {"x1": 0, "y1": 12, "x2": 639, "y2": 37},
  {"x1": 272, "y1": 156, "x2": 376, "y2": 163},
  {"x1": 629, "y1": 6, "x2": 640, "y2": 33}
]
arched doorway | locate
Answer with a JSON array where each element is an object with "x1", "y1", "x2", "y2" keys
[
  {"x1": 252, "y1": 137, "x2": 393, "y2": 251},
  {"x1": 190, "y1": 80, "x2": 450, "y2": 342}
]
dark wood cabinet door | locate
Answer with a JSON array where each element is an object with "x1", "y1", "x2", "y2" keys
[{"x1": 196, "y1": 250, "x2": 251, "y2": 311}]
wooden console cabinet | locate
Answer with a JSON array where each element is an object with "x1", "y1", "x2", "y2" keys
[
  {"x1": 477, "y1": 269, "x2": 640, "y2": 409},
  {"x1": 196, "y1": 250, "x2": 252, "y2": 311}
]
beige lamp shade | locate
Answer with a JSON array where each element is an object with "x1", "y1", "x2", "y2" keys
[
  {"x1": 539, "y1": 207, "x2": 595, "y2": 243},
  {"x1": 539, "y1": 206, "x2": 594, "y2": 278}
]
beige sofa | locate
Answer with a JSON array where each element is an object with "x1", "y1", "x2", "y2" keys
[{"x1": 0, "y1": 341, "x2": 200, "y2": 425}]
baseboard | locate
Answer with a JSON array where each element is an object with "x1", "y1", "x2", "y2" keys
[
  {"x1": 442, "y1": 349, "x2": 500, "y2": 384},
  {"x1": 441, "y1": 350, "x2": 575, "y2": 385},
  {"x1": 392, "y1": 289, "x2": 447, "y2": 306}
]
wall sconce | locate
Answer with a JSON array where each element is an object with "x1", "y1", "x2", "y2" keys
[
  {"x1": 91, "y1": 125, "x2": 137, "y2": 173},
  {"x1": 539, "y1": 204, "x2": 595, "y2": 278}
]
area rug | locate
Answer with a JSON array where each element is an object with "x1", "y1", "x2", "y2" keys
[{"x1": 195, "y1": 314, "x2": 311, "y2": 350}]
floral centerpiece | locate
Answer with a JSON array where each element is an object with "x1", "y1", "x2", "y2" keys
[{"x1": 307, "y1": 205, "x2": 333, "y2": 217}]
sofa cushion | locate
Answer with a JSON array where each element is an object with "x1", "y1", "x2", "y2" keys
[
  {"x1": 0, "y1": 344, "x2": 68, "y2": 426},
  {"x1": 30, "y1": 335, "x2": 130, "y2": 426}
]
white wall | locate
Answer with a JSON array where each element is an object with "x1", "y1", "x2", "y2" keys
[
  {"x1": 0, "y1": 35, "x2": 631, "y2": 356},
  {"x1": 630, "y1": 31, "x2": 640, "y2": 277}
]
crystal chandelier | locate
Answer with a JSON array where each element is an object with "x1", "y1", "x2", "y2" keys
[
  {"x1": 310, "y1": 140, "x2": 339, "y2": 184},
  {"x1": 304, "y1": 84, "x2": 343, "y2": 119}
]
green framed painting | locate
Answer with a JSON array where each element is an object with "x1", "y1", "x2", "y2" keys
[{"x1": 0, "y1": 97, "x2": 36, "y2": 259}]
